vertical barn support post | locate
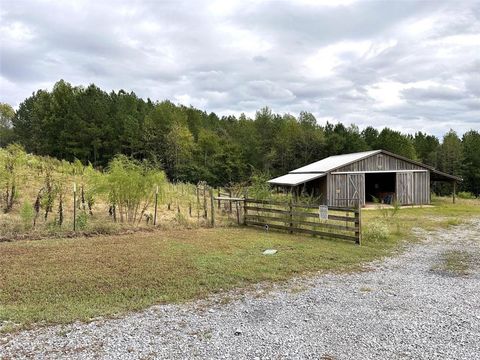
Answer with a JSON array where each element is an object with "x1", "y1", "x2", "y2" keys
[
  {"x1": 210, "y1": 188, "x2": 215, "y2": 227},
  {"x1": 452, "y1": 181, "x2": 456, "y2": 204},
  {"x1": 73, "y1": 183, "x2": 77, "y2": 231},
  {"x1": 154, "y1": 185, "x2": 158, "y2": 225}
]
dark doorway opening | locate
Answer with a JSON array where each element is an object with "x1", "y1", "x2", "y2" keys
[{"x1": 365, "y1": 172, "x2": 396, "y2": 204}]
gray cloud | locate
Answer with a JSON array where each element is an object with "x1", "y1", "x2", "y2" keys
[
  {"x1": 0, "y1": 0, "x2": 479, "y2": 137},
  {"x1": 401, "y1": 86, "x2": 467, "y2": 101}
]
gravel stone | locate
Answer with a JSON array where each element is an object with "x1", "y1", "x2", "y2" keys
[{"x1": 1, "y1": 219, "x2": 479, "y2": 359}]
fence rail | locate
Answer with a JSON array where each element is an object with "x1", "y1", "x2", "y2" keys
[{"x1": 243, "y1": 198, "x2": 361, "y2": 244}]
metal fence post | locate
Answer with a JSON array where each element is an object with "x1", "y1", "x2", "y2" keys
[
  {"x1": 73, "y1": 183, "x2": 76, "y2": 231},
  {"x1": 154, "y1": 185, "x2": 158, "y2": 225}
]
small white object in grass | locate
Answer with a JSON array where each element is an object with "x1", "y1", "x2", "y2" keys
[{"x1": 263, "y1": 249, "x2": 277, "y2": 255}]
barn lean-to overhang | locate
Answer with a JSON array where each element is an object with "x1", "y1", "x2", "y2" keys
[{"x1": 267, "y1": 172, "x2": 326, "y2": 186}]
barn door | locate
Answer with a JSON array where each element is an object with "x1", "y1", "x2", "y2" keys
[
  {"x1": 396, "y1": 172, "x2": 413, "y2": 205},
  {"x1": 347, "y1": 173, "x2": 364, "y2": 207}
]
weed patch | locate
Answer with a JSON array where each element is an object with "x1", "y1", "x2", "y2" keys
[{"x1": 431, "y1": 250, "x2": 476, "y2": 276}]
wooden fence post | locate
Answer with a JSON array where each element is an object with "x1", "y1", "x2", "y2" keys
[
  {"x1": 356, "y1": 201, "x2": 362, "y2": 245},
  {"x1": 228, "y1": 189, "x2": 232, "y2": 213},
  {"x1": 243, "y1": 191, "x2": 248, "y2": 225},
  {"x1": 210, "y1": 188, "x2": 215, "y2": 227},
  {"x1": 288, "y1": 199, "x2": 293, "y2": 234},
  {"x1": 203, "y1": 185, "x2": 207, "y2": 219},
  {"x1": 236, "y1": 201, "x2": 240, "y2": 225},
  {"x1": 196, "y1": 185, "x2": 200, "y2": 220},
  {"x1": 217, "y1": 189, "x2": 221, "y2": 208}
]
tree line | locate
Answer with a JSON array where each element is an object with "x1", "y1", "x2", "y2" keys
[{"x1": 1, "y1": 80, "x2": 479, "y2": 195}]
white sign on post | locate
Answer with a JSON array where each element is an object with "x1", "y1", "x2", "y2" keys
[{"x1": 319, "y1": 205, "x2": 328, "y2": 220}]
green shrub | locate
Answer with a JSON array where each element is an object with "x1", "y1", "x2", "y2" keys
[
  {"x1": 19, "y1": 201, "x2": 34, "y2": 230},
  {"x1": 249, "y1": 171, "x2": 272, "y2": 200},
  {"x1": 99, "y1": 155, "x2": 166, "y2": 224},
  {"x1": 457, "y1": 191, "x2": 476, "y2": 199},
  {"x1": 175, "y1": 212, "x2": 191, "y2": 227},
  {"x1": 88, "y1": 221, "x2": 118, "y2": 235},
  {"x1": 46, "y1": 220, "x2": 62, "y2": 234},
  {"x1": 76, "y1": 211, "x2": 88, "y2": 230},
  {"x1": 364, "y1": 220, "x2": 390, "y2": 242}
]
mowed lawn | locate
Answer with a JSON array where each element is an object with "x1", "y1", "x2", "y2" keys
[
  {"x1": 1, "y1": 227, "x2": 392, "y2": 330},
  {"x1": 1, "y1": 197, "x2": 479, "y2": 331}
]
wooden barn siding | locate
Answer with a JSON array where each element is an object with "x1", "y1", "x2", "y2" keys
[
  {"x1": 335, "y1": 153, "x2": 425, "y2": 172},
  {"x1": 396, "y1": 171, "x2": 430, "y2": 205},
  {"x1": 327, "y1": 173, "x2": 365, "y2": 207},
  {"x1": 324, "y1": 153, "x2": 431, "y2": 207}
]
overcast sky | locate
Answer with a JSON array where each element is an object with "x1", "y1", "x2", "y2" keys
[{"x1": 1, "y1": 0, "x2": 479, "y2": 136}]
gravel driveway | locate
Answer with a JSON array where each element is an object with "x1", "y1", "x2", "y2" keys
[{"x1": 1, "y1": 219, "x2": 480, "y2": 360}]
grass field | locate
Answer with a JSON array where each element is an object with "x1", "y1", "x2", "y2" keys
[{"x1": 1, "y1": 197, "x2": 479, "y2": 332}]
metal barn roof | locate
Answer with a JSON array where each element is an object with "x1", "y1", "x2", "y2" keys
[
  {"x1": 268, "y1": 149, "x2": 462, "y2": 186},
  {"x1": 289, "y1": 150, "x2": 380, "y2": 174},
  {"x1": 267, "y1": 172, "x2": 326, "y2": 186}
]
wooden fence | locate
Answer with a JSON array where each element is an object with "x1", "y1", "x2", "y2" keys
[{"x1": 243, "y1": 199, "x2": 361, "y2": 244}]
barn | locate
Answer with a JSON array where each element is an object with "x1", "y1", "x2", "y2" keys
[{"x1": 268, "y1": 150, "x2": 461, "y2": 207}]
